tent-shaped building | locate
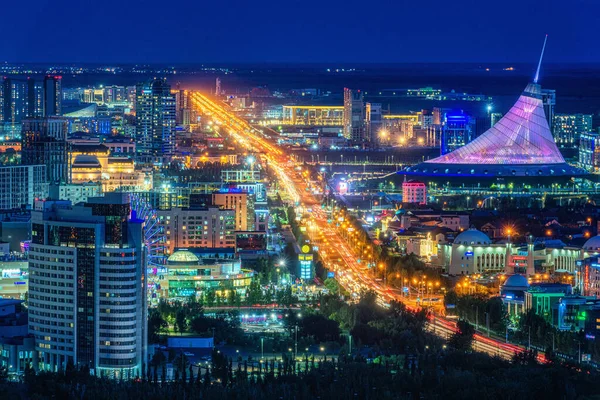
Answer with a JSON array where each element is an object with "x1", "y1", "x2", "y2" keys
[{"x1": 404, "y1": 82, "x2": 586, "y2": 181}]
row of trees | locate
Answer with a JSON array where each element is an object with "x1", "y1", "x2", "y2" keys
[{"x1": 4, "y1": 336, "x2": 600, "y2": 399}]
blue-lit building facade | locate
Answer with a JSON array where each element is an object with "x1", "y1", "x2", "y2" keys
[
  {"x1": 579, "y1": 132, "x2": 600, "y2": 172},
  {"x1": 440, "y1": 110, "x2": 471, "y2": 155}
]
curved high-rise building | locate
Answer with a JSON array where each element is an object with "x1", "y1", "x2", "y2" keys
[
  {"x1": 405, "y1": 83, "x2": 586, "y2": 179},
  {"x1": 28, "y1": 193, "x2": 147, "y2": 379}
]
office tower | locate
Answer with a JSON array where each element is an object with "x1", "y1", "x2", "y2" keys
[
  {"x1": 366, "y1": 102, "x2": 382, "y2": 145},
  {"x1": 0, "y1": 165, "x2": 47, "y2": 210},
  {"x1": 135, "y1": 79, "x2": 176, "y2": 165},
  {"x1": 579, "y1": 132, "x2": 600, "y2": 172},
  {"x1": 158, "y1": 206, "x2": 236, "y2": 253},
  {"x1": 541, "y1": 88, "x2": 556, "y2": 132},
  {"x1": 172, "y1": 89, "x2": 188, "y2": 125},
  {"x1": 212, "y1": 190, "x2": 253, "y2": 231},
  {"x1": 215, "y1": 77, "x2": 221, "y2": 96},
  {"x1": 343, "y1": 88, "x2": 366, "y2": 144},
  {"x1": 43, "y1": 75, "x2": 62, "y2": 117},
  {"x1": 553, "y1": 113, "x2": 593, "y2": 148},
  {"x1": 28, "y1": 193, "x2": 147, "y2": 378},
  {"x1": 440, "y1": 111, "x2": 471, "y2": 155},
  {"x1": 21, "y1": 118, "x2": 69, "y2": 184},
  {"x1": 2, "y1": 77, "x2": 35, "y2": 124}
]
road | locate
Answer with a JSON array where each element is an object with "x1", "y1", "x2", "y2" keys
[{"x1": 189, "y1": 91, "x2": 538, "y2": 361}]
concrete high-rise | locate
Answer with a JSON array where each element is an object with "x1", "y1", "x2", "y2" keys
[
  {"x1": 366, "y1": 102, "x2": 382, "y2": 145},
  {"x1": 215, "y1": 77, "x2": 222, "y2": 96},
  {"x1": 21, "y1": 118, "x2": 69, "y2": 184},
  {"x1": 541, "y1": 88, "x2": 556, "y2": 132},
  {"x1": 135, "y1": 78, "x2": 176, "y2": 166},
  {"x1": 42, "y1": 75, "x2": 62, "y2": 117},
  {"x1": 28, "y1": 193, "x2": 147, "y2": 378},
  {"x1": 343, "y1": 88, "x2": 366, "y2": 144},
  {"x1": 2, "y1": 77, "x2": 35, "y2": 124},
  {"x1": 212, "y1": 190, "x2": 254, "y2": 231}
]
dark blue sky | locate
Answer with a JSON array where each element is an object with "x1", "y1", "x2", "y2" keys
[{"x1": 3, "y1": 0, "x2": 599, "y2": 64}]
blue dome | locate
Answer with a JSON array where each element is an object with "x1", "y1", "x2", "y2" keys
[
  {"x1": 503, "y1": 274, "x2": 529, "y2": 289},
  {"x1": 583, "y1": 235, "x2": 600, "y2": 252},
  {"x1": 453, "y1": 228, "x2": 491, "y2": 246}
]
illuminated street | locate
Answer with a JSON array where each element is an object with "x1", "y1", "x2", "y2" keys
[{"x1": 189, "y1": 90, "x2": 540, "y2": 362}]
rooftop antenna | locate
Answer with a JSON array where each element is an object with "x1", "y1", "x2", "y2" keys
[{"x1": 533, "y1": 34, "x2": 548, "y2": 84}]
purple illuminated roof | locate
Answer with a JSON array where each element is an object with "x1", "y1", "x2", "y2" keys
[{"x1": 427, "y1": 83, "x2": 565, "y2": 165}]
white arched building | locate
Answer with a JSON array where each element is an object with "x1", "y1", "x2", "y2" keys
[{"x1": 433, "y1": 228, "x2": 592, "y2": 277}]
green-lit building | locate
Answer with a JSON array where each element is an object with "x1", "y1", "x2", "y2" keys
[{"x1": 162, "y1": 249, "x2": 254, "y2": 301}]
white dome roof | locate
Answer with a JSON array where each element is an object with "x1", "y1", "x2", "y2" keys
[
  {"x1": 167, "y1": 250, "x2": 199, "y2": 263},
  {"x1": 503, "y1": 274, "x2": 529, "y2": 289},
  {"x1": 454, "y1": 228, "x2": 491, "y2": 246},
  {"x1": 583, "y1": 235, "x2": 600, "y2": 252}
]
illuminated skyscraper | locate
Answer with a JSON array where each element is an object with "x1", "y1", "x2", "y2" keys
[
  {"x1": 135, "y1": 78, "x2": 176, "y2": 165},
  {"x1": 21, "y1": 118, "x2": 69, "y2": 184},
  {"x1": 29, "y1": 193, "x2": 147, "y2": 378},
  {"x1": 215, "y1": 77, "x2": 222, "y2": 96},
  {"x1": 43, "y1": 75, "x2": 62, "y2": 117},
  {"x1": 440, "y1": 110, "x2": 471, "y2": 155},
  {"x1": 579, "y1": 132, "x2": 600, "y2": 172},
  {"x1": 366, "y1": 102, "x2": 382, "y2": 145},
  {"x1": 541, "y1": 88, "x2": 556, "y2": 132},
  {"x1": 2, "y1": 77, "x2": 35, "y2": 124},
  {"x1": 343, "y1": 88, "x2": 366, "y2": 144},
  {"x1": 553, "y1": 113, "x2": 593, "y2": 149}
]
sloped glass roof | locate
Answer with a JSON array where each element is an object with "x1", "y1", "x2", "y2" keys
[{"x1": 427, "y1": 83, "x2": 565, "y2": 165}]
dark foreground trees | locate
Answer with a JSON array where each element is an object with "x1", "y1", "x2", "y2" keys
[{"x1": 1, "y1": 351, "x2": 599, "y2": 400}]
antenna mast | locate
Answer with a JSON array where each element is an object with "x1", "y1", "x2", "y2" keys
[{"x1": 534, "y1": 34, "x2": 548, "y2": 84}]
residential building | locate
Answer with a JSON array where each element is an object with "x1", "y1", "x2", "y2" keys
[
  {"x1": 402, "y1": 179, "x2": 427, "y2": 205},
  {"x1": 28, "y1": 194, "x2": 147, "y2": 378},
  {"x1": 2, "y1": 77, "x2": 35, "y2": 124},
  {"x1": 158, "y1": 206, "x2": 236, "y2": 254},
  {"x1": 553, "y1": 113, "x2": 593, "y2": 148},
  {"x1": 212, "y1": 189, "x2": 254, "y2": 231},
  {"x1": 0, "y1": 165, "x2": 47, "y2": 210}
]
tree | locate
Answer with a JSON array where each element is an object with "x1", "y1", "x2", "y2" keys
[
  {"x1": 204, "y1": 289, "x2": 216, "y2": 308},
  {"x1": 175, "y1": 309, "x2": 187, "y2": 335},
  {"x1": 449, "y1": 319, "x2": 475, "y2": 351},
  {"x1": 247, "y1": 278, "x2": 263, "y2": 305},
  {"x1": 300, "y1": 314, "x2": 341, "y2": 342},
  {"x1": 324, "y1": 278, "x2": 339, "y2": 294},
  {"x1": 148, "y1": 309, "x2": 168, "y2": 343}
]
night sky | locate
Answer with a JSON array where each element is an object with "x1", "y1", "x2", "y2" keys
[{"x1": 3, "y1": 0, "x2": 600, "y2": 64}]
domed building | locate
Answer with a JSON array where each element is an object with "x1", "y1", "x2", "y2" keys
[
  {"x1": 582, "y1": 235, "x2": 600, "y2": 254},
  {"x1": 434, "y1": 227, "x2": 583, "y2": 277},
  {"x1": 436, "y1": 228, "x2": 507, "y2": 275},
  {"x1": 161, "y1": 249, "x2": 255, "y2": 301}
]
